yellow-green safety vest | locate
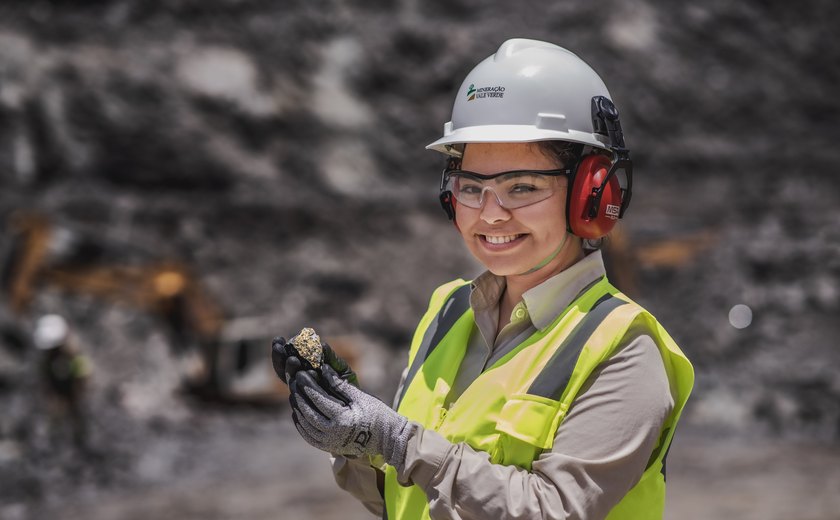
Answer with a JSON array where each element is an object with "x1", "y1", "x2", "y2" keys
[{"x1": 383, "y1": 276, "x2": 694, "y2": 519}]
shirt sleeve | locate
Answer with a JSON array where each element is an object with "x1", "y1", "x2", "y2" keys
[
  {"x1": 330, "y1": 455, "x2": 386, "y2": 516},
  {"x1": 330, "y1": 365, "x2": 412, "y2": 515},
  {"x1": 398, "y1": 333, "x2": 674, "y2": 520}
]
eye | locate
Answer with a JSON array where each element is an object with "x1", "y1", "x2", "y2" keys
[
  {"x1": 498, "y1": 172, "x2": 549, "y2": 188},
  {"x1": 510, "y1": 183, "x2": 539, "y2": 194},
  {"x1": 455, "y1": 177, "x2": 484, "y2": 195}
]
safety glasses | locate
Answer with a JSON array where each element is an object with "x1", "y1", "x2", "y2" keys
[{"x1": 441, "y1": 167, "x2": 572, "y2": 209}]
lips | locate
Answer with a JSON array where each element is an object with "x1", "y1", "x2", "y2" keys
[
  {"x1": 483, "y1": 234, "x2": 524, "y2": 244},
  {"x1": 478, "y1": 233, "x2": 527, "y2": 250}
]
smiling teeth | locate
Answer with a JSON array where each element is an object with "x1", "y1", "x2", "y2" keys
[{"x1": 485, "y1": 235, "x2": 520, "y2": 244}]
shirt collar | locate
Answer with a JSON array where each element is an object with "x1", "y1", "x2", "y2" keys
[
  {"x1": 470, "y1": 269, "x2": 507, "y2": 315},
  {"x1": 470, "y1": 250, "x2": 607, "y2": 330},
  {"x1": 522, "y1": 250, "x2": 607, "y2": 329}
]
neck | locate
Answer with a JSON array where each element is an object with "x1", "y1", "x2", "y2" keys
[{"x1": 501, "y1": 237, "x2": 584, "y2": 311}]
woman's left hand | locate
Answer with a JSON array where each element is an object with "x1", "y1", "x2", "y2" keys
[{"x1": 289, "y1": 365, "x2": 413, "y2": 470}]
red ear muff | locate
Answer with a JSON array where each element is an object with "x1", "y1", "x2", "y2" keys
[
  {"x1": 439, "y1": 190, "x2": 461, "y2": 231},
  {"x1": 439, "y1": 157, "x2": 460, "y2": 226},
  {"x1": 568, "y1": 154, "x2": 623, "y2": 239},
  {"x1": 439, "y1": 190, "x2": 456, "y2": 221}
]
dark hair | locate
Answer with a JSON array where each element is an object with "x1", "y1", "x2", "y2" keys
[
  {"x1": 534, "y1": 140, "x2": 581, "y2": 169},
  {"x1": 534, "y1": 141, "x2": 616, "y2": 170}
]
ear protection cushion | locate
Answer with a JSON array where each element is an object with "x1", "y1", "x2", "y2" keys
[{"x1": 568, "y1": 154, "x2": 623, "y2": 239}]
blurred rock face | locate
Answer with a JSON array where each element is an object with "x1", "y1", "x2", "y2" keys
[{"x1": 1, "y1": 0, "x2": 840, "y2": 507}]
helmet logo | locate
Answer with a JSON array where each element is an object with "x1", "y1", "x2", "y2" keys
[
  {"x1": 605, "y1": 204, "x2": 620, "y2": 220},
  {"x1": 466, "y1": 83, "x2": 505, "y2": 101}
]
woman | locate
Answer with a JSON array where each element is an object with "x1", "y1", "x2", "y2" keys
[{"x1": 273, "y1": 38, "x2": 693, "y2": 520}]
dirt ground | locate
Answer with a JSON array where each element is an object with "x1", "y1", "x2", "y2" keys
[
  {"x1": 664, "y1": 428, "x2": 840, "y2": 520},
  {"x1": 9, "y1": 409, "x2": 838, "y2": 520}
]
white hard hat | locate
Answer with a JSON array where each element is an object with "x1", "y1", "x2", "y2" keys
[
  {"x1": 427, "y1": 39, "x2": 614, "y2": 156},
  {"x1": 33, "y1": 314, "x2": 69, "y2": 350}
]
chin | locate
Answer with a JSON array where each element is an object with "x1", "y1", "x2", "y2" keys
[{"x1": 477, "y1": 257, "x2": 530, "y2": 277}]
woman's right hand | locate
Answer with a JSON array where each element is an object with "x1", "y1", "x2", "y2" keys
[
  {"x1": 270, "y1": 336, "x2": 302, "y2": 384},
  {"x1": 271, "y1": 336, "x2": 359, "y2": 387}
]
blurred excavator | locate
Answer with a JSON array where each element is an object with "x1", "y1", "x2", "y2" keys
[
  {"x1": 1, "y1": 211, "x2": 356, "y2": 404},
  {"x1": 601, "y1": 223, "x2": 719, "y2": 299},
  {"x1": 2, "y1": 212, "x2": 711, "y2": 402}
]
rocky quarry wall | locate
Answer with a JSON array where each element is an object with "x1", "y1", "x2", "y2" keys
[{"x1": 0, "y1": 0, "x2": 838, "y2": 515}]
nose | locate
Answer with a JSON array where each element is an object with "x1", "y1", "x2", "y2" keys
[{"x1": 479, "y1": 187, "x2": 510, "y2": 224}]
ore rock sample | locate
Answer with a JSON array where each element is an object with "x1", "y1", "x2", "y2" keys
[{"x1": 289, "y1": 327, "x2": 324, "y2": 371}]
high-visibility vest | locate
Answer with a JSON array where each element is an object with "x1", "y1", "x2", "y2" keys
[{"x1": 384, "y1": 276, "x2": 694, "y2": 519}]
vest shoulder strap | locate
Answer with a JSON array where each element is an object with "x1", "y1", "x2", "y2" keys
[
  {"x1": 527, "y1": 293, "x2": 629, "y2": 400},
  {"x1": 527, "y1": 292, "x2": 687, "y2": 479},
  {"x1": 396, "y1": 282, "x2": 471, "y2": 408}
]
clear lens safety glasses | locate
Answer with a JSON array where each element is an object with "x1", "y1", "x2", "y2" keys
[{"x1": 441, "y1": 168, "x2": 571, "y2": 209}]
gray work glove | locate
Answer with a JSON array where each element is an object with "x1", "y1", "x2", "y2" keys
[{"x1": 290, "y1": 364, "x2": 413, "y2": 472}]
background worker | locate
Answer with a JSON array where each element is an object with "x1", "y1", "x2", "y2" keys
[
  {"x1": 33, "y1": 314, "x2": 91, "y2": 452},
  {"x1": 273, "y1": 39, "x2": 693, "y2": 519}
]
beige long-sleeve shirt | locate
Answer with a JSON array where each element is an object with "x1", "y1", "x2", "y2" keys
[{"x1": 332, "y1": 251, "x2": 674, "y2": 519}]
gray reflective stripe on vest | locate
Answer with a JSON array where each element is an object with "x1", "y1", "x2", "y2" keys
[
  {"x1": 395, "y1": 283, "x2": 472, "y2": 408},
  {"x1": 527, "y1": 293, "x2": 627, "y2": 400},
  {"x1": 524, "y1": 293, "x2": 672, "y2": 477}
]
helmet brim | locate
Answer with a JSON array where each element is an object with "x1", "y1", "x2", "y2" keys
[{"x1": 426, "y1": 124, "x2": 610, "y2": 156}]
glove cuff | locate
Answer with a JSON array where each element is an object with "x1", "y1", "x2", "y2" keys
[{"x1": 382, "y1": 415, "x2": 414, "y2": 473}]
